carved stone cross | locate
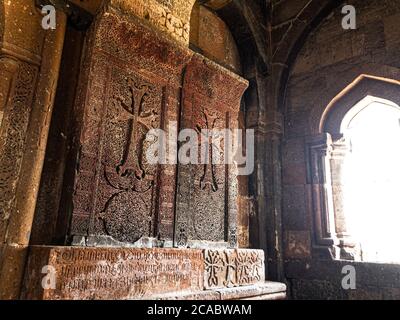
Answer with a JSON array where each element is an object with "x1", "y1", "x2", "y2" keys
[
  {"x1": 195, "y1": 109, "x2": 222, "y2": 192},
  {"x1": 113, "y1": 79, "x2": 158, "y2": 182}
]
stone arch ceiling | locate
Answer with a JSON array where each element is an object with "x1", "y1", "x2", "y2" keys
[
  {"x1": 67, "y1": 0, "x2": 343, "y2": 61},
  {"x1": 270, "y1": 0, "x2": 345, "y2": 109}
]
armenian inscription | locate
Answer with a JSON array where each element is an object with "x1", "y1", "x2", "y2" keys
[{"x1": 23, "y1": 247, "x2": 204, "y2": 300}]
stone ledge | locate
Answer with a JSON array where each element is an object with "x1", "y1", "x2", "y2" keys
[{"x1": 151, "y1": 282, "x2": 287, "y2": 300}]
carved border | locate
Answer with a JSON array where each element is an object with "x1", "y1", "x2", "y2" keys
[{"x1": 0, "y1": 57, "x2": 38, "y2": 241}]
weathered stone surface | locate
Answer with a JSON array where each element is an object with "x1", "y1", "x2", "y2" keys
[
  {"x1": 204, "y1": 249, "x2": 265, "y2": 290},
  {"x1": 282, "y1": 0, "x2": 400, "y2": 300},
  {"x1": 22, "y1": 246, "x2": 204, "y2": 300},
  {"x1": 0, "y1": 60, "x2": 38, "y2": 241},
  {"x1": 69, "y1": 10, "x2": 192, "y2": 243},
  {"x1": 22, "y1": 246, "x2": 270, "y2": 300},
  {"x1": 284, "y1": 231, "x2": 311, "y2": 259},
  {"x1": 174, "y1": 54, "x2": 248, "y2": 247},
  {"x1": 0, "y1": 0, "x2": 67, "y2": 299},
  {"x1": 108, "y1": 0, "x2": 197, "y2": 44},
  {"x1": 190, "y1": 3, "x2": 241, "y2": 73},
  {"x1": 153, "y1": 282, "x2": 287, "y2": 300}
]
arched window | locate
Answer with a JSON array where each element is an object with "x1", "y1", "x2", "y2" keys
[
  {"x1": 341, "y1": 96, "x2": 400, "y2": 263},
  {"x1": 307, "y1": 75, "x2": 400, "y2": 262}
]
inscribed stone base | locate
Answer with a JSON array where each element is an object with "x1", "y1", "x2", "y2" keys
[{"x1": 21, "y1": 246, "x2": 285, "y2": 300}]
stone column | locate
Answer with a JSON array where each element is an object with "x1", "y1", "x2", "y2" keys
[
  {"x1": 307, "y1": 133, "x2": 341, "y2": 259},
  {"x1": 330, "y1": 136, "x2": 360, "y2": 260},
  {"x1": 0, "y1": 0, "x2": 66, "y2": 299},
  {"x1": 262, "y1": 111, "x2": 284, "y2": 282}
]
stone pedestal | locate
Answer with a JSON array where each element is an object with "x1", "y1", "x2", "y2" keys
[{"x1": 22, "y1": 246, "x2": 285, "y2": 300}]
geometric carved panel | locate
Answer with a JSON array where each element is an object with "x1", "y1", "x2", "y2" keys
[
  {"x1": 175, "y1": 107, "x2": 228, "y2": 244},
  {"x1": 94, "y1": 69, "x2": 162, "y2": 243},
  {"x1": 73, "y1": 66, "x2": 162, "y2": 244},
  {"x1": 0, "y1": 59, "x2": 37, "y2": 241},
  {"x1": 175, "y1": 54, "x2": 248, "y2": 248},
  {"x1": 204, "y1": 249, "x2": 265, "y2": 289},
  {"x1": 69, "y1": 11, "x2": 193, "y2": 245}
]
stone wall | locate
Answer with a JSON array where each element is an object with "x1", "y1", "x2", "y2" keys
[
  {"x1": 189, "y1": 3, "x2": 242, "y2": 74},
  {"x1": 282, "y1": 0, "x2": 400, "y2": 299}
]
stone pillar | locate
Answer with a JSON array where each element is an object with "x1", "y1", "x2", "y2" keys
[
  {"x1": 262, "y1": 111, "x2": 284, "y2": 282},
  {"x1": 330, "y1": 137, "x2": 360, "y2": 260},
  {"x1": 307, "y1": 133, "x2": 341, "y2": 259},
  {"x1": 0, "y1": 0, "x2": 66, "y2": 298}
]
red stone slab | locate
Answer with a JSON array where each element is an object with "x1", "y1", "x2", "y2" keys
[{"x1": 22, "y1": 246, "x2": 204, "y2": 300}]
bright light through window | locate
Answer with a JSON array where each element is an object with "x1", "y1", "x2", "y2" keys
[{"x1": 342, "y1": 96, "x2": 400, "y2": 263}]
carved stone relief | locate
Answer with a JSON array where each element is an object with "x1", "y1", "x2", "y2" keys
[
  {"x1": 0, "y1": 58, "x2": 37, "y2": 241},
  {"x1": 70, "y1": 60, "x2": 163, "y2": 244},
  {"x1": 108, "y1": 0, "x2": 196, "y2": 44},
  {"x1": 204, "y1": 249, "x2": 265, "y2": 290},
  {"x1": 96, "y1": 70, "x2": 162, "y2": 243},
  {"x1": 69, "y1": 11, "x2": 192, "y2": 244},
  {"x1": 174, "y1": 54, "x2": 248, "y2": 247}
]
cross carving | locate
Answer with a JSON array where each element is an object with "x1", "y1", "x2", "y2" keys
[
  {"x1": 195, "y1": 109, "x2": 222, "y2": 192},
  {"x1": 112, "y1": 79, "x2": 158, "y2": 182},
  {"x1": 224, "y1": 251, "x2": 237, "y2": 287}
]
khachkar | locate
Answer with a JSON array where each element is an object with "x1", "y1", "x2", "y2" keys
[{"x1": 22, "y1": 3, "x2": 286, "y2": 300}]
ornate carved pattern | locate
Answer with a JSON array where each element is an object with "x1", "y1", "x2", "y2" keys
[
  {"x1": 70, "y1": 11, "x2": 191, "y2": 243},
  {"x1": 95, "y1": 70, "x2": 162, "y2": 243},
  {"x1": 156, "y1": 6, "x2": 189, "y2": 42},
  {"x1": 191, "y1": 108, "x2": 226, "y2": 241},
  {"x1": 94, "y1": 12, "x2": 191, "y2": 86},
  {"x1": 203, "y1": 249, "x2": 265, "y2": 289},
  {"x1": 176, "y1": 222, "x2": 188, "y2": 247},
  {"x1": 108, "y1": 0, "x2": 193, "y2": 44},
  {"x1": 175, "y1": 55, "x2": 248, "y2": 247},
  {"x1": 71, "y1": 62, "x2": 162, "y2": 243},
  {"x1": 236, "y1": 250, "x2": 263, "y2": 286},
  {"x1": 204, "y1": 250, "x2": 224, "y2": 287},
  {"x1": 229, "y1": 227, "x2": 237, "y2": 248},
  {"x1": 0, "y1": 60, "x2": 37, "y2": 230}
]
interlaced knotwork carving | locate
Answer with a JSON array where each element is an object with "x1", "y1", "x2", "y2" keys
[
  {"x1": 0, "y1": 61, "x2": 37, "y2": 225},
  {"x1": 95, "y1": 71, "x2": 162, "y2": 243},
  {"x1": 174, "y1": 53, "x2": 250, "y2": 246},
  {"x1": 191, "y1": 107, "x2": 226, "y2": 242}
]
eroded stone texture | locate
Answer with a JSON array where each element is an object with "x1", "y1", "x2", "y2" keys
[
  {"x1": 0, "y1": 0, "x2": 67, "y2": 299},
  {"x1": 22, "y1": 246, "x2": 268, "y2": 300},
  {"x1": 108, "y1": 0, "x2": 196, "y2": 44},
  {"x1": 190, "y1": 3, "x2": 242, "y2": 73},
  {"x1": 204, "y1": 249, "x2": 265, "y2": 290},
  {"x1": 152, "y1": 281, "x2": 286, "y2": 300},
  {"x1": 69, "y1": 10, "x2": 192, "y2": 243},
  {"x1": 174, "y1": 54, "x2": 248, "y2": 247},
  {"x1": 0, "y1": 60, "x2": 38, "y2": 240},
  {"x1": 22, "y1": 246, "x2": 204, "y2": 300}
]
